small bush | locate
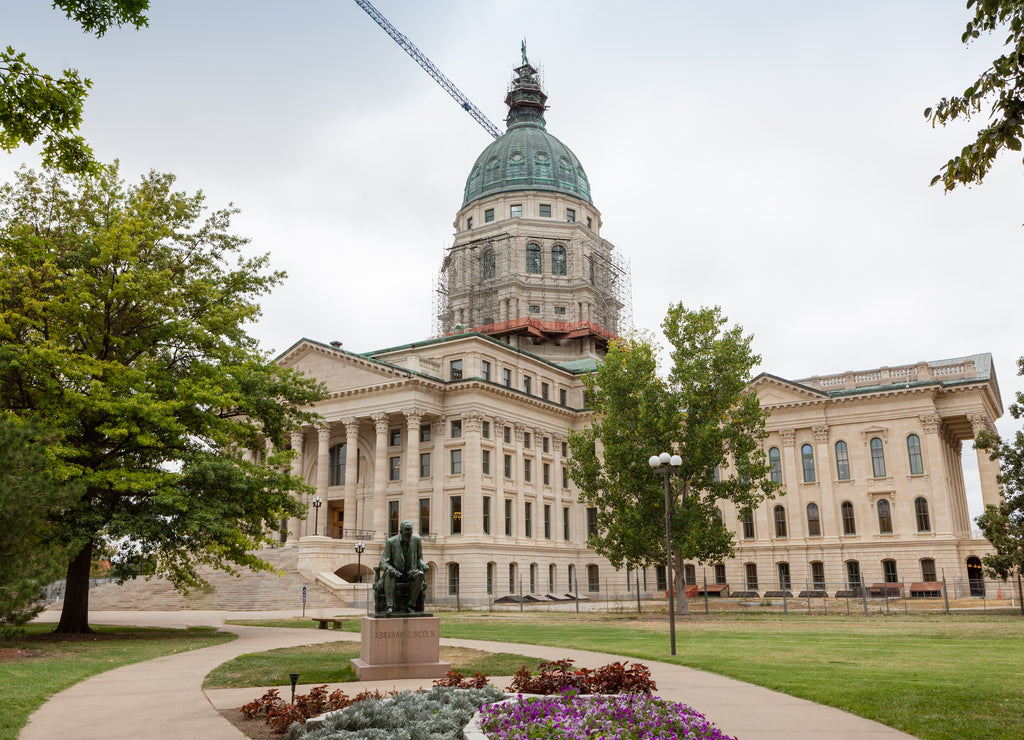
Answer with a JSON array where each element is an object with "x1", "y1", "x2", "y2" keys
[
  {"x1": 508, "y1": 658, "x2": 656, "y2": 695},
  {"x1": 242, "y1": 685, "x2": 396, "y2": 734},
  {"x1": 432, "y1": 670, "x2": 491, "y2": 689}
]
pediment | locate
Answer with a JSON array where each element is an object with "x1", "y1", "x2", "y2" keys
[
  {"x1": 277, "y1": 340, "x2": 407, "y2": 393},
  {"x1": 750, "y1": 373, "x2": 828, "y2": 406}
]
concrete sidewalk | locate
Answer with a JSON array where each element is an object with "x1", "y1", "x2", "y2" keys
[{"x1": 24, "y1": 609, "x2": 916, "y2": 740}]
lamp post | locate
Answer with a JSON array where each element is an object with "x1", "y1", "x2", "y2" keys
[
  {"x1": 649, "y1": 451, "x2": 682, "y2": 656},
  {"x1": 312, "y1": 495, "x2": 323, "y2": 536},
  {"x1": 354, "y1": 540, "x2": 365, "y2": 583}
]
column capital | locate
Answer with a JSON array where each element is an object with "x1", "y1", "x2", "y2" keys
[
  {"x1": 493, "y1": 416, "x2": 507, "y2": 429},
  {"x1": 515, "y1": 423, "x2": 527, "y2": 443},
  {"x1": 968, "y1": 411, "x2": 997, "y2": 437},
  {"x1": 371, "y1": 412, "x2": 390, "y2": 433},
  {"x1": 780, "y1": 428, "x2": 796, "y2": 447},
  {"x1": 812, "y1": 424, "x2": 830, "y2": 442},
  {"x1": 402, "y1": 407, "x2": 426, "y2": 426},
  {"x1": 343, "y1": 416, "x2": 360, "y2": 436},
  {"x1": 290, "y1": 430, "x2": 305, "y2": 449},
  {"x1": 317, "y1": 424, "x2": 332, "y2": 443},
  {"x1": 919, "y1": 413, "x2": 943, "y2": 435},
  {"x1": 464, "y1": 410, "x2": 484, "y2": 433}
]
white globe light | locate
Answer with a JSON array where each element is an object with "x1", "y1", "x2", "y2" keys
[
  {"x1": 659, "y1": 452, "x2": 671, "y2": 465},
  {"x1": 670, "y1": 455, "x2": 682, "y2": 467},
  {"x1": 648, "y1": 455, "x2": 660, "y2": 468}
]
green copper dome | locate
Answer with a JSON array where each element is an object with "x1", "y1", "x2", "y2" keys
[{"x1": 462, "y1": 56, "x2": 592, "y2": 208}]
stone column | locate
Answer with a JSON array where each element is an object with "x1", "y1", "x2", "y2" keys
[
  {"x1": 552, "y1": 432, "x2": 565, "y2": 514},
  {"x1": 494, "y1": 417, "x2": 507, "y2": 536},
  {"x1": 919, "y1": 414, "x2": 953, "y2": 536},
  {"x1": 970, "y1": 412, "x2": 1004, "y2": 510},
  {"x1": 372, "y1": 412, "x2": 390, "y2": 538},
  {"x1": 808, "y1": 424, "x2": 833, "y2": 541},
  {"x1": 288, "y1": 430, "x2": 305, "y2": 543},
  {"x1": 343, "y1": 417, "x2": 360, "y2": 538},
  {"x1": 514, "y1": 424, "x2": 527, "y2": 540},
  {"x1": 310, "y1": 426, "x2": 330, "y2": 536},
  {"x1": 432, "y1": 416, "x2": 446, "y2": 539},
  {"x1": 403, "y1": 408, "x2": 424, "y2": 531},
  {"x1": 463, "y1": 412, "x2": 483, "y2": 536},
  {"x1": 946, "y1": 430, "x2": 971, "y2": 537}
]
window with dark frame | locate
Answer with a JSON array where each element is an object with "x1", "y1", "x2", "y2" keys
[
  {"x1": 769, "y1": 447, "x2": 782, "y2": 484},
  {"x1": 883, "y1": 559, "x2": 899, "y2": 583},
  {"x1": 745, "y1": 563, "x2": 758, "y2": 591},
  {"x1": 508, "y1": 563, "x2": 516, "y2": 593},
  {"x1": 525, "y1": 502, "x2": 532, "y2": 537},
  {"x1": 511, "y1": 204, "x2": 522, "y2": 218},
  {"x1": 877, "y1": 499, "x2": 893, "y2": 534},
  {"x1": 481, "y1": 360, "x2": 491, "y2": 381},
  {"x1": 450, "y1": 419, "x2": 462, "y2": 438},
  {"x1": 524, "y1": 458, "x2": 532, "y2": 482},
  {"x1": 870, "y1": 437, "x2": 886, "y2": 477},
  {"x1": 806, "y1": 503, "x2": 821, "y2": 536},
  {"x1": 907, "y1": 434, "x2": 924, "y2": 475},
  {"x1": 420, "y1": 424, "x2": 431, "y2": 443},
  {"x1": 526, "y1": 243, "x2": 541, "y2": 273},
  {"x1": 450, "y1": 495, "x2": 462, "y2": 535},
  {"x1": 563, "y1": 506, "x2": 570, "y2": 540},
  {"x1": 587, "y1": 564, "x2": 600, "y2": 592},
  {"x1": 915, "y1": 497, "x2": 931, "y2": 531},
  {"x1": 566, "y1": 208, "x2": 575, "y2": 223},
  {"x1": 389, "y1": 456, "x2": 401, "y2": 481},
  {"x1": 505, "y1": 499, "x2": 513, "y2": 536},
  {"x1": 389, "y1": 500, "x2": 400, "y2": 537},
  {"x1": 448, "y1": 562, "x2": 459, "y2": 595},
  {"x1": 503, "y1": 368, "x2": 512, "y2": 388},
  {"x1": 450, "y1": 448, "x2": 462, "y2": 475},
  {"x1": 801, "y1": 444, "x2": 816, "y2": 482},
  {"x1": 842, "y1": 501, "x2": 856, "y2": 535},
  {"x1": 773, "y1": 505, "x2": 787, "y2": 538},
  {"x1": 741, "y1": 508, "x2": 755, "y2": 539},
  {"x1": 449, "y1": 359, "x2": 463, "y2": 380},
  {"x1": 921, "y1": 558, "x2": 937, "y2": 582},
  {"x1": 482, "y1": 449, "x2": 490, "y2": 475},
  {"x1": 539, "y1": 203, "x2": 551, "y2": 217},
  {"x1": 419, "y1": 452, "x2": 430, "y2": 478},
  {"x1": 544, "y1": 504, "x2": 551, "y2": 539},
  {"x1": 811, "y1": 561, "x2": 826, "y2": 589},
  {"x1": 419, "y1": 498, "x2": 430, "y2": 535},
  {"x1": 846, "y1": 560, "x2": 862, "y2": 588},
  {"x1": 504, "y1": 453, "x2": 512, "y2": 479},
  {"x1": 551, "y1": 245, "x2": 566, "y2": 275},
  {"x1": 586, "y1": 507, "x2": 598, "y2": 537},
  {"x1": 777, "y1": 562, "x2": 791, "y2": 590},
  {"x1": 835, "y1": 441, "x2": 851, "y2": 480},
  {"x1": 484, "y1": 208, "x2": 494, "y2": 222},
  {"x1": 482, "y1": 496, "x2": 491, "y2": 534}
]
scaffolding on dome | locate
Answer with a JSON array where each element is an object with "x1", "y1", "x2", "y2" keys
[{"x1": 433, "y1": 231, "x2": 631, "y2": 345}]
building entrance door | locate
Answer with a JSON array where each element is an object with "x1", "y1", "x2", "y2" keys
[{"x1": 967, "y1": 557, "x2": 985, "y2": 596}]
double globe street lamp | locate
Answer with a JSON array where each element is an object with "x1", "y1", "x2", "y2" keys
[
  {"x1": 312, "y1": 495, "x2": 323, "y2": 536},
  {"x1": 648, "y1": 452, "x2": 682, "y2": 656}
]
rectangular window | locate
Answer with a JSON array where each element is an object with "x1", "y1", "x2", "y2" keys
[
  {"x1": 450, "y1": 419, "x2": 462, "y2": 438},
  {"x1": 525, "y1": 502, "x2": 532, "y2": 537},
  {"x1": 586, "y1": 507, "x2": 598, "y2": 537},
  {"x1": 921, "y1": 558, "x2": 937, "y2": 582},
  {"x1": 504, "y1": 453, "x2": 512, "y2": 479},
  {"x1": 450, "y1": 449, "x2": 462, "y2": 475},
  {"x1": 509, "y1": 563, "x2": 516, "y2": 593},
  {"x1": 715, "y1": 564, "x2": 727, "y2": 585},
  {"x1": 566, "y1": 208, "x2": 575, "y2": 223},
  {"x1": 448, "y1": 563, "x2": 459, "y2": 595},
  {"x1": 539, "y1": 203, "x2": 551, "y2": 217},
  {"x1": 745, "y1": 563, "x2": 758, "y2": 591},
  {"x1": 543, "y1": 462, "x2": 550, "y2": 486},
  {"x1": 777, "y1": 562, "x2": 791, "y2": 590},
  {"x1": 656, "y1": 565, "x2": 667, "y2": 592},
  {"x1": 846, "y1": 560, "x2": 862, "y2": 588},
  {"x1": 530, "y1": 564, "x2": 537, "y2": 593},
  {"x1": 483, "y1": 496, "x2": 491, "y2": 534},
  {"x1": 466, "y1": 216, "x2": 472, "y2": 229},
  {"x1": 561, "y1": 440, "x2": 568, "y2": 457},
  {"x1": 389, "y1": 500, "x2": 400, "y2": 537},
  {"x1": 544, "y1": 504, "x2": 551, "y2": 539},
  {"x1": 523, "y1": 375, "x2": 532, "y2": 395},
  {"x1": 420, "y1": 424, "x2": 431, "y2": 443},
  {"x1": 554, "y1": 306, "x2": 566, "y2": 316},
  {"x1": 419, "y1": 452, "x2": 431, "y2": 478},
  {"x1": 562, "y1": 467, "x2": 569, "y2": 489},
  {"x1": 541, "y1": 382, "x2": 550, "y2": 400},
  {"x1": 482, "y1": 420, "x2": 490, "y2": 438},
  {"x1": 450, "y1": 496, "x2": 462, "y2": 534},
  {"x1": 389, "y1": 456, "x2": 401, "y2": 481},
  {"x1": 485, "y1": 208, "x2": 494, "y2": 223},
  {"x1": 883, "y1": 559, "x2": 899, "y2": 583},
  {"x1": 528, "y1": 304, "x2": 540, "y2": 314},
  {"x1": 450, "y1": 359, "x2": 463, "y2": 380},
  {"x1": 503, "y1": 368, "x2": 512, "y2": 388},
  {"x1": 510, "y1": 204, "x2": 522, "y2": 218},
  {"x1": 482, "y1": 449, "x2": 491, "y2": 475},
  {"x1": 563, "y1": 507, "x2": 570, "y2": 540},
  {"x1": 419, "y1": 498, "x2": 430, "y2": 535},
  {"x1": 587, "y1": 216, "x2": 592, "y2": 229},
  {"x1": 543, "y1": 437, "x2": 550, "y2": 453},
  {"x1": 524, "y1": 458, "x2": 532, "y2": 482},
  {"x1": 741, "y1": 508, "x2": 755, "y2": 539},
  {"x1": 811, "y1": 561, "x2": 826, "y2": 590},
  {"x1": 481, "y1": 360, "x2": 491, "y2": 381},
  {"x1": 523, "y1": 431, "x2": 531, "y2": 448},
  {"x1": 486, "y1": 562, "x2": 493, "y2": 595},
  {"x1": 505, "y1": 499, "x2": 513, "y2": 536},
  {"x1": 549, "y1": 563, "x2": 555, "y2": 592},
  {"x1": 503, "y1": 425, "x2": 512, "y2": 443},
  {"x1": 389, "y1": 428, "x2": 401, "y2": 446},
  {"x1": 587, "y1": 565, "x2": 599, "y2": 592}
]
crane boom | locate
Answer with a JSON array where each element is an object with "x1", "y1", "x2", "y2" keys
[{"x1": 353, "y1": 0, "x2": 503, "y2": 140}]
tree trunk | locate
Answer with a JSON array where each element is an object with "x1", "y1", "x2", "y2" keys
[
  {"x1": 54, "y1": 540, "x2": 94, "y2": 634},
  {"x1": 673, "y1": 551, "x2": 689, "y2": 615}
]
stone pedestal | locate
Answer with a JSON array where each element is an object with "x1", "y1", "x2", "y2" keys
[{"x1": 350, "y1": 616, "x2": 450, "y2": 681}]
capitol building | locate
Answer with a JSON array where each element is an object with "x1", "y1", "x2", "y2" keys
[{"x1": 278, "y1": 53, "x2": 1004, "y2": 604}]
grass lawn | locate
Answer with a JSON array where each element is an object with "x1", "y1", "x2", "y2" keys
[
  {"x1": 203, "y1": 639, "x2": 540, "y2": 689},
  {"x1": 429, "y1": 612, "x2": 1024, "y2": 740},
  {"x1": 0, "y1": 623, "x2": 233, "y2": 740}
]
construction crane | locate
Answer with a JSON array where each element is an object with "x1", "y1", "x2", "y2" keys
[{"x1": 352, "y1": 0, "x2": 503, "y2": 140}]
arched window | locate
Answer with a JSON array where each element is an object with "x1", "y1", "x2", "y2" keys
[
  {"x1": 714, "y1": 564, "x2": 727, "y2": 584},
  {"x1": 777, "y1": 562, "x2": 791, "y2": 590},
  {"x1": 870, "y1": 437, "x2": 886, "y2": 477},
  {"x1": 773, "y1": 505, "x2": 788, "y2": 538},
  {"x1": 882, "y1": 559, "x2": 898, "y2": 583},
  {"x1": 877, "y1": 499, "x2": 893, "y2": 534},
  {"x1": 328, "y1": 443, "x2": 346, "y2": 486},
  {"x1": 806, "y1": 503, "x2": 821, "y2": 537},
  {"x1": 740, "y1": 507, "x2": 755, "y2": 539},
  {"x1": 551, "y1": 245, "x2": 566, "y2": 275},
  {"x1": 801, "y1": 444, "x2": 816, "y2": 482},
  {"x1": 482, "y1": 247, "x2": 495, "y2": 279},
  {"x1": 920, "y1": 558, "x2": 937, "y2": 582},
  {"x1": 714, "y1": 508, "x2": 724, "y2": 524},
  {"x1": 744, "y1": 563, "x2": 758, "y2": 591},
  {"x1": 834, "y1": 441, "x2": 850, "y2": 480},
  {"x1": 587, "y1": 564, "x2": 600, "y2": 592},
  {"x1": 769, "y1": 447, "x2": 782, "y2": 484},
  {"x1": 448, "y1": 563, "x2": 460, "y2": 595},
  {"x1": 907, "y1": 434, "x2": 924, "y2": 475},
  {"x1": 842, "y1": 501, "x2": 856, "y2": 535},
  {"x1": 526, "y1": 243, "x2": 542, "y2": 273},
  {"x1": 915, "y1": 497, "x2": 931, "y2": 532},
  {"x1": 810, "y1": 561, "x2": 826, "y2": 589},
  {"x1": 846, "y1": 560, "x2": 862, "y2": 588}
]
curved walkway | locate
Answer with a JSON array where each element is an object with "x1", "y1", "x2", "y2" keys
[{"x1": 24, "y1": 609, "x2": 916, "y2": 740}]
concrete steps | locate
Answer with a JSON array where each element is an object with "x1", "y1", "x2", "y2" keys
[{"x1": 60, "y1": 548, "x2": 351, "y2": 611}]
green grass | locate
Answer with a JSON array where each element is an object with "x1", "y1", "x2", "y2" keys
[
  {"x1": 431, "y1": 612, "x2": 1024, "y2": 740},
  {"x1": 0, "y1": 623, "x2": 233, "y2": 740},
  {"x1": 203, "y1": 639, "x2": 541, "y2": 688}
]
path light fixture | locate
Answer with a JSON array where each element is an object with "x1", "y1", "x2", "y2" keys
[
  {"x1": 649, "y1": 452, "x2": 682, "y2": 656},
  {"x1": 312, "y1": 495, "x2": 323, "y2": 535},
  {"x1": 289, "y1": 672, "x2": 300, "y2": 705},
  {"x1": 355, "y1": 540, "x2": 365, "y2": 583}
]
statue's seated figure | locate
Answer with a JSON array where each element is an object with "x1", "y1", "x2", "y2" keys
[{"x1": 372, "y1": 520, "x2": 428, "y2": 615}]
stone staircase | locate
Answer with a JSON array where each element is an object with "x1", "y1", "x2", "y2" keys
[{"x1": 61, "y1": 548, "x2": 351, "y2": 611}]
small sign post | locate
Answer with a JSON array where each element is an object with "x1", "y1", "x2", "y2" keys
[{"x1": 302, "y1": 585, "x2": 307, "y2": 617}]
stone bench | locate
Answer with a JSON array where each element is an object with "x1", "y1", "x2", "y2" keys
[{"x1": 312, "y1": 617, "x2": 346, "y2": 630}]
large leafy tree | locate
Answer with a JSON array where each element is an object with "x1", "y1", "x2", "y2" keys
[
  {"x1": 925, "y1": 1, "x2": 1024, "y2": 190},
  {"x1": 569, "y1": 305, "x2": 778, "y2": 614},
  {"x1": 975, "y1": 356, "x2": 1024, "y2": 608},
  {"x1": 0, "y1": 164, "x2": 324, "y2": 633},
  {"x1": 1, "y1": 1, "x2": 149, "y2": 173},
  {"x1": 0, "y1": 415, "x2": 76, "y2": 631}
]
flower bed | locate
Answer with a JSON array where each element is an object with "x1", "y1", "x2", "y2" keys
[{"x1": 477, "y1": 691, "x2": 737, "y2": 740}]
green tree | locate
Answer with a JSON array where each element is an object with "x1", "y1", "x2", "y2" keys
[
  {"x1": 1, "y1": 1, "x2": 149, "y2": 173},
  {"x1": 0, "y1": 415, "x2": 76, "y2": 632},
  {"x1": 568, "y1": 305, "x2": 778, "y2": 614},
  {"x1": 975, "y1": 356, "x2": 1024, "y2": 602},
  {"x1": 0, "y1": 163, "x2": 325, "y2": 633},
  {"x1": 925, "y1": 1, "x2": 1024, "y2": 190}
]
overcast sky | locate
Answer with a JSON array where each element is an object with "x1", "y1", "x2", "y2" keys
[{"x1": 5, "y1": 1, "x2": 1021, "y2": 519}]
